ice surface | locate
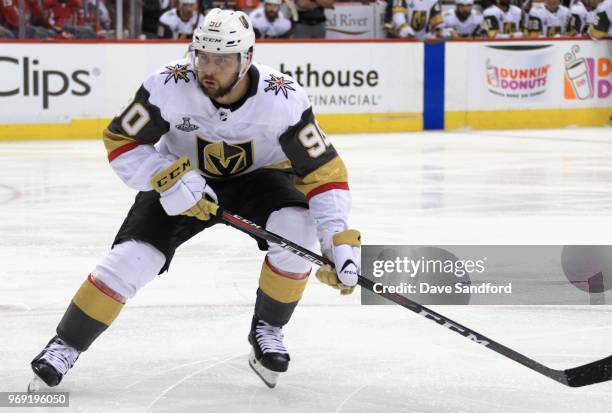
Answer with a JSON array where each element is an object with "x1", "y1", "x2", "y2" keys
[{"x1": 1, "y1": 128, "x2": 612, "y2": 412}]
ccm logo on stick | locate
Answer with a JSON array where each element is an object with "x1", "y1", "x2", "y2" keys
[{"x1": 0, "y1": 56, "x2": 92, "y2": 109}]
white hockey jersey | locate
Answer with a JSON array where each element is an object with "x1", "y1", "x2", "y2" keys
[
  {"x1": 528, "y1": 4, "x2": 570, "y2": 36},
  {"x1": 249, "y1": 7, "x2": 292, "y2": 38},
  {"x1": 483, "y1": 4, "x2": 524, "y2": 37},
  {"x1": 443, "y1": 9, "x2": 484, "y2": 37},
  {"x1": 391, "y1": 0, "x2": 444, "y2": 39},
  {"x1": 102, "y1": 60, "x2": 351, "y2": 240},
  {"x1": 158, "y1": 9, "x2": 205, "y2": 39},
  {"x1": 568, "y1": 2, "x2": 596, "y2": 35},
  {"x1": 590, "y1": 0, "x2": 612, "y2": 38}
]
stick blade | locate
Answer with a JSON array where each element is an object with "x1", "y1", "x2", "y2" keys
[{"x1": 564, "y1": 355, "x2": 612, "y2": 387}]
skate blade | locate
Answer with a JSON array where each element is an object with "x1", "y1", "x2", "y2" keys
[
  {"x1": 27, "y1": 375, "x2": 45, "y2": 393},
  {"x1": 249, "y1": 350, "x2": 279, "y2": 389}
]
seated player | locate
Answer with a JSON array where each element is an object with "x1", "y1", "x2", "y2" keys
[
  {"x1": 527, "y1": 0, "x2": 570, "y2": 36},
  {"x1": 249, "y1": 0, "x2": 292, "y2": 38},
  {"x1": 567, "y1": 0, "x2": 599, "y2": 36},
  {"x1": 158, "y1": 0, "x2": 205, "y2": 39},
  {"x1": 483, "y1": 0, "x2": 525, "y2": 37},
  {"x1": 385, "y1": 0, "x2": 445, "y2": 39},
  {"x1": 588, "y1": 0, "x2": 611, "y2": 38},
  {"x1": 443, "y1": 0, "x2": 485, "y2": 37}
]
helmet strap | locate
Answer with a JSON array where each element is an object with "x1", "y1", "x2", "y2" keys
[{"x1": 230, "y1": 48, "x2": 253, "y2": 92}]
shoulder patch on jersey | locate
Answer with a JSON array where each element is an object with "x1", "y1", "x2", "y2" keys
[
  {"x1": 264, "y1": 74, "x2": 296, "y2": 99},
  {"x1": 160, "y1": 64, "x2": 195, "y2": 85}
]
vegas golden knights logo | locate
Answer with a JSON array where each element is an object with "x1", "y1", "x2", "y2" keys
[
  {"x1": 411, "y1": 11, "x2": 427, "y2": 31},
  {"x1": 197, "y1": 137, "x2": 254, "y2": 177}
]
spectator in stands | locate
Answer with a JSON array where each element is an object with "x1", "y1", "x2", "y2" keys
[
  {"x1": 0, "y1": 0, "x2": 54, "y2": 38},
  {"x1": 567, "y1": 0, "x2": 598, "y2": 36},
  {"x1": 249, "y1": 0, "x2": 292, "y2": 38},
  {"x1": 85, "y1": 0, "x2": 113, "y2": 38},
  {"x1": 483, "y1": 0, "x2": 524, "y2": 37},
  {"x1": 293, "y1": 0, "x2": 333, "y2": 38},
  {"x1": 0, "y1": 24, "x2": 15, "y2": 38},
  {"x1": 589, "y1": 0, "x2": 611, "y2": 38},
  {"x1": 236, "y1": 0, "x2": 260, "y2": 13},
  {"x1": 527, "y1": 0, "x2": 569, "y2": 36},
  {"x1": 44, "y1": 0, "x2": 97, "y2": 38},
  {"x1": 142, "y1": 0, "x2": 171, "y2": 38},
  {"x1": 384, "y1": 0, "x2": 444, "y2": 39},
  {"x1": 158, "y1": 0, "x2": 205, "y2": 39},
  {"x1": 443, "y1": 0, "x2": 485, "y2": 37}
]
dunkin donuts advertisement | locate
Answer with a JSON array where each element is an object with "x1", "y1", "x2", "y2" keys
[
  {"x1": 563, "y1": 44, "x2": 612, "y2": 102},
  {"x1": 463, "y1": 40, "x2": 612, "y2": 111},
  {"x1": 483, "y1": 45, "x2": 553, "y2": 101}
]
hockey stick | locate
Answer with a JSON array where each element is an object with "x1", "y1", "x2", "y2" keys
[{"x1": 206, "y1": 202, "x2": 612, "y2": 387}]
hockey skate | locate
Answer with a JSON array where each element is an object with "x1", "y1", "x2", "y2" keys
[
  {"x1": 28, "y1": 336, "x2": 80, "y2": 393},
  {"x1": 248, "y1": 317, "x2": 290, "y2": 388}
]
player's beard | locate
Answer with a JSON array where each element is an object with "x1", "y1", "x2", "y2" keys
[
  {"x1": 457, "y1": 8, "x2": 470, "y2": 20},
  {"x1": 265, "y1": 10, "x2": 278, "y2": 21},
  {"x1": 199, "y1": 73, "x2": 239, "y2": 99}
]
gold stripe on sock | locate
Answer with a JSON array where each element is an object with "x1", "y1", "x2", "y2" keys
[
  {"x1": 259, "y1": 258, "x2": 309, "y2": 304},
  {"x1": 72, "y1": 278, "x2": 124, "y2": 326}
]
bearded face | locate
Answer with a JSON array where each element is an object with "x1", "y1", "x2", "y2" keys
[
  {"x1": 194, "y1": 51, "x2": 241, "y2": 99},
  {"x1": 264, "y1": 3, "x2": 280, "y2": 21},
  {"x1": 457, "y1": 4, "x2": 472, "y2": 20}
]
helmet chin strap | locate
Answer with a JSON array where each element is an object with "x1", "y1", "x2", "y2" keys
[{"x1": 229, "y1": 50, "x2": 253, "y2": 92}]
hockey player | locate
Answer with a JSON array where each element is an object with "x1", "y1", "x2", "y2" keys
[
  {"x1": 527, "y1": 0, "x2": 570, "y2": 36},
  {"x1": 28, "y1": 8, "x2": 360, "y2": 391},
  {"x1": 589, "y1": 0, "x2": 612, "y2": 38},
  {"x1": 483, "y1": 0, "x2": 524, "y2": 37},
  {"x1": 443, "y1": 0, "x2": 485, "y2": 37},
  {"x1": 567, "y1": 0, "x2": 598, "y2": 36},
  {"x1": 158, "y1": 0, "x2": 204, "y2": 39},
  {"x1": 249, "y1": 0, "x2": 292, "y2": 38},
  {"x1": 386, "y1": 0, "x2": 445, "y2": 39}
]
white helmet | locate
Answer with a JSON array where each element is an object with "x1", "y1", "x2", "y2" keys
[
  {"x1": 456, "y1": 0, "x2": 474, "y2": 4},
  {"x1": 179, "y1": 0, "x2": 196, "y2": 5},
  {"x1": 192, "y1": 9, "x2": 255, "y2": 81},
  {"x1": 264, "y1": 0, "x2": 283, "y2": 4}
]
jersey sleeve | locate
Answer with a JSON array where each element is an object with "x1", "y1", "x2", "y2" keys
[
  {"x1": 528, "y1": 11, "x2": 544, "y2": 36},
  {"x1": 279, "y1": 107, "x2": 351, "y2": 243},
  {"x1": 590, "y1": 5, "x2": 611, "y2": 38},
  {"x1": 277, "y1": 16, "x2": 292, "y2": 38},
  {"x1": 483, "y1": 10, "x2": 500, "y2": 37},
  {"x1": 567, "y1": 10, "x2": 583, "y2": 35},
  {"x1": 473, "y1": 14, "x2": 486, "y2": 37},
  {"x1": 103, "y1": 83, "x2": 172, "y2": 191},
  {"x1": 157, "y1": 11, "x2": 174, "y2": 38},
  {"x1": 429, "y1": 1, "x2": 444, "y2": 29},
  {"x1": 390, "y1": 0, "x2": 409, "y2": 36}
]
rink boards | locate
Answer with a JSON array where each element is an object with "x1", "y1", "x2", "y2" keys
[{"x1": 0, "y1": 38, "x2": 610, "y2": 140}]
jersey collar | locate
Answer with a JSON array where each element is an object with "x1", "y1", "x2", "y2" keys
[{"x1": 210, "y1": 65, "x2": 260, "y2": 112}]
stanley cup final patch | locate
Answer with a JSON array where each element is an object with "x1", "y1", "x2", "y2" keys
[{"x1": 175, "y1": 117, "x2": 199, "y2": 132}]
